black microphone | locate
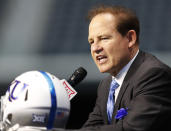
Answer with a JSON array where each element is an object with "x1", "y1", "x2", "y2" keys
[{"x1": 67, "y1": 67, "x2": 87, "y2": 87}]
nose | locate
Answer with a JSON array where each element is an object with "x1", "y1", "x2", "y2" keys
[{"x1": 91, "y1": 43, "x2": 103, "y2": 54}]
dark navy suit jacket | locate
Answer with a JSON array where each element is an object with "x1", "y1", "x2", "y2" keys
[{"x1": 82, "y1": 50, "x2": 171, "y2": 131}]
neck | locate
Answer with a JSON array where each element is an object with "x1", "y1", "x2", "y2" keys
[{"x1": 110, "y1": 46, "x2": 139, "y2": 77}]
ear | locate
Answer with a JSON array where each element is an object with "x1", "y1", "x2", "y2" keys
[{"x1": 126, "y1": 30, "x2": 137, "y2": 48}]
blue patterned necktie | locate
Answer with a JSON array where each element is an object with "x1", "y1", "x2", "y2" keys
[{"x1": 107, "y1": 79, "x2": 119, "y2": 124}]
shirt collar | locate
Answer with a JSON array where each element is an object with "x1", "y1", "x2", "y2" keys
[{"x1": 112, "y1": 50, "x2": 139, "y2": 86}]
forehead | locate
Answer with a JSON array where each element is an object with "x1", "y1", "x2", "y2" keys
[
  {"x1": 88, "y1": 13, "x2": 117, "y2": 37},
  {"x1": 89, "y1": 13, "x2": 116, "y2": 27}
]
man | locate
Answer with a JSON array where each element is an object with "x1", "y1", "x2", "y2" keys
[{"x1": 81, "y1": 5, "x2": 171, "y2": 131}]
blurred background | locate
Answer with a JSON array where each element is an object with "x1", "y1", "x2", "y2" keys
[{"x1": 0, "y1": 0, "x2": 171, "y2": 129}]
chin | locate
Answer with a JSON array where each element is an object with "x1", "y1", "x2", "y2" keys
[
  {"x1": 98, "y1": 66, "x2": 110, "y2": 73},
  {"x1": 98, "y1": 65, "x2": 117, "y2": 75}
]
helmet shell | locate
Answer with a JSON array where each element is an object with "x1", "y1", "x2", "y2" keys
[{"x1": 3, "y1": 71, "x2": 70, "y2": 129}]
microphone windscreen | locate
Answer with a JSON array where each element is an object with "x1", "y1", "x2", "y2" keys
[{"x1": 68, "y1": 67, "x2": 87, "y2": 87}]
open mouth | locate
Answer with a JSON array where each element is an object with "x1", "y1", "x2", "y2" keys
[{"x1": 96, "y1": 55, "x2": 107, "y2": 64}]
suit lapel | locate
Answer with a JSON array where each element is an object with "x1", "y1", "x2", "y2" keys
[
  {"x1": 112, "y1": 50, "x2": 146, "y2": 123},
  {"x1": 112, "y1": 82, "x2": 129, "y2": 123}
]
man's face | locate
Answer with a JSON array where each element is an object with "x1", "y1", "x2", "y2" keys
[{"x1": 88, "y1": 13, "x2": 131, "y2": 76}]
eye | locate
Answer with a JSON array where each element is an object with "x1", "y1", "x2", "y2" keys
[
  {"x1": 88, "y1": 39, "x2": 94, "y2": 45},
  {"x1": 101, "y1": 37, "x2": 109, "y2": 40}
]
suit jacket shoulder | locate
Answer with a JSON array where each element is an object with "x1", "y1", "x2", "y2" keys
[{"x1": 83, "y1": 50, "x2": 171, "y2": 131}]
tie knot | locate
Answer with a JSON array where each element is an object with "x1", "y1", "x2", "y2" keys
[{"x1": 110, "y1": 80, "x2": 119, "y2": 91}]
